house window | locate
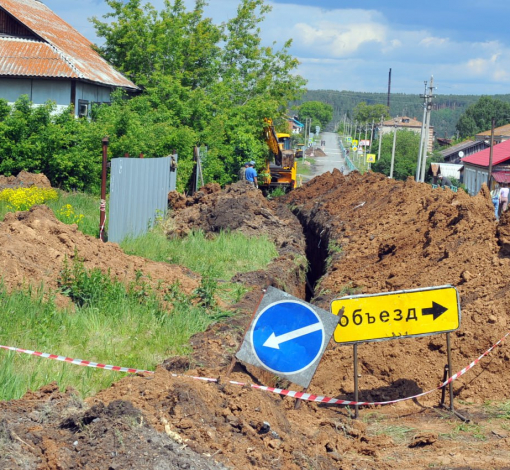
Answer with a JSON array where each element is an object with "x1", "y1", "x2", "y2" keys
[{"x1": 78, "y1": 100, "x2": 89, "y2": 118}]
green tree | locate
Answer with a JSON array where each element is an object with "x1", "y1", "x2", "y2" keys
[
  {"x1": 456, "y1": 96, "x2": 510, "y2": 139},
  {"x1": 353, "y1": 102, "x2": 390, "y2": 125},
  {"x1": 0, "y1": 96, "x2": 97, "y2": 190},
  {"x1": 297, "y1": 101, "x2": 333, "y2": 129},
  {"x1": 371, "y1": 130, "x2": 422, "y2": 181},
  {"x1": 92, "y1": 0, "x2": 306, "y2": 188}
]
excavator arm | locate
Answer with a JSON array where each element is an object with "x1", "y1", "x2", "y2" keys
[
  {"x1": 263, "y1": 118, "x2": 283, "y2": 167},
  {"x1": 260, "y1": 118, "x2": 297, "y2": 193}
]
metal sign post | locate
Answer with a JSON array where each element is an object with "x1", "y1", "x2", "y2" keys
[
  {"x1": 440, "y1": 332, "x2": 469, "y2": 422},
  {"x1": 353, "y1": 344, "x2": 359, "y2": 419},
  {"x1": 331, "y1": 285, "x2": 463, "y2": 420}
]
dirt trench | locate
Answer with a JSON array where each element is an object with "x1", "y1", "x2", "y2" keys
[{"x1": 4, "y1": 172, "x2": 510, "y2": 470}]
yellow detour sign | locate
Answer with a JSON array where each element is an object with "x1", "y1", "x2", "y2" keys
[
  {"x1": 366, "y1": 153, "x2": 376, "y2": 163},
  {"x1": 331, "y1": 285, "x2": 460, "y2": 345}
]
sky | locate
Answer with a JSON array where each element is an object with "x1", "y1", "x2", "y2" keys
[{"x1": 42, "y1": 0, "x2": 510, "y2": 96}]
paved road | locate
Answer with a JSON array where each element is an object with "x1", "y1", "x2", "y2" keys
[{"x1": 301, "y1": 132, "x2": 348, "y2": 182}]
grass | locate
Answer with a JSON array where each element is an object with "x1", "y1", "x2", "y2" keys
[
  {"x1": 297, "y1": 157, "x2": 315, "y2": 177},
  {"x1": 483, "y1": 399, "x2": 510, "y2": 420},
  {"x1": 120, "y1": 227, "x2": 278, "y2": 281},
  {"x1": 0, "y1": 263, "x2": 220, "y2": 400},
  {"x1": 371, "y1": 425, "x2": 416, "y2": 444},
  {"x1": 0, "y1": 190, "x2": 280, "y2": 401},
  {"x1": 46, "y1": 191, "x2": 103, "y2": 237},
  {"x1": 439, "y1": 422, "x2": 487, "y2": 442}
]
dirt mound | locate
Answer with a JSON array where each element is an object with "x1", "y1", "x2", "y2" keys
[
  {"x1": 0, "y1": 382, "x2": 228, "y2": 470},
  {"x1": 4, "y1": 171, "x2": 510, "y2": 469},
  {"x1": 305, "y1": 147, "x2": 327, "y2": 157},
  {"x1": 0, "y1": 205, "x2": 199, "y2": 304},
  {"x1": 284, "y1": 170, "x2": 510, "y2": 404},
  {"x1": 166, "y1": 181, "x2": 307, "y2": 298},
  {"x1": 0, "y1": 170, "x2": 52, "y2": 189}
]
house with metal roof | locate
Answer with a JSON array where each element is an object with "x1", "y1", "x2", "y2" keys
[
  {"x1": 429, "y1": 162, "x2": 464, "y2": 184},
  {"x1": 438, "y1": 140, "x2": 488, "y2": 163},
  {"x1": 379, "y1": 116, "x2": 434, "y2": 152},
  {"x1": 475, "y1": 123, "x2": 510, "y2": 144},
  {"x1": 461, "y1": 139, "x2": 510, "y2": 195},
  {"x1": 286, "y1": 115, "x2": 304, "y2": 134},
  {"x1": 0, "y1": 0, "x2": 138, "y2": 117}
]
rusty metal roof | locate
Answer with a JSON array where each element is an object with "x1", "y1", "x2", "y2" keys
[
  {"x1": 477, "y1": 123, "x2": 510, "y2": 137},
  {"x1": 0, "y1": 38, "x2": 79, "y2": 78},
  {"x1": 0, "y1": 0, "x2": 137, "y2": 89}
]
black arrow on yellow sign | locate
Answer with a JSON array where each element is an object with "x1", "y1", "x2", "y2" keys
[{"x1": 422, "y1": 302, "x2": 447, "y2": 320}]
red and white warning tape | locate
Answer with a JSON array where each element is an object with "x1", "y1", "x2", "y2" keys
[
  {"x1": 0, "y1": 344, "x2": 154, "y2": 374},
  {"x1": 2, "y1": 330, "x2": 509, "y2": 406}
]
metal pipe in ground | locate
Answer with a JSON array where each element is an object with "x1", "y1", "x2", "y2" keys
[{"x1": 99, "y1": 136, "x2": 109, "y2": 242}]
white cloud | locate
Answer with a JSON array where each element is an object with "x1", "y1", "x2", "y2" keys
[
  {"x1": 294, "y1": 21, "x2": 386, "y2": 57},
  {"x1": 419, "y1": 36, "x2": 449, "y2": 47},
  {"x1": 466, "y1": 53, "x2": 510, "y2": 82},
  {"x1": 43, "y1": 0, "x2": 510, "y2": 94}
]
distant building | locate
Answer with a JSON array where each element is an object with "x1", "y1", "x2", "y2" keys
[
  {"x1": 429, "y1": 163, "x2": 464, "y2": 185},
  {"x1": 461, "y1": 139, "x2": 510, "y2": 195},
  {"x1": 287, "y1": 116, "x2": 304, "y2": 134},
  {"x1": 475, "y1": 123, "x2": 510, "y2": 145},
  {"x1": 436, "y1": 137, "x2": 452, "y2": 147},
  {"x1": 379, "y1": 116, "x2": 434, "y2": 153},
  {"x1": 0, "y1": 0, "x2": 138, "y2": 117},
  {"x1": 439, "y1": 140, "x2": 488, "y2": 164}
]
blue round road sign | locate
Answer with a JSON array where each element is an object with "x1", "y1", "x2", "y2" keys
[{"x1": 251, "y1": 300, "x2": 325, "y2": 374}]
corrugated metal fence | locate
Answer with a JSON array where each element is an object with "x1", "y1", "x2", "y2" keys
[{"x1": 108, "y1": 155, "x2": 177, "y2": 243}]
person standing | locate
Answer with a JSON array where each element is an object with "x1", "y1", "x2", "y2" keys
[
  {"x1": 245, "y1": 161, "x2": 258, "y2": 188},
  {"x1": 499, "y1": 183, "x2": 509, "y2": 213},
  {"x1": 491, "y1": 185, "x2": 501, "y2": 220},
  {"x1": 238, "y1": 162, "x2": 248, "y2": 181}
]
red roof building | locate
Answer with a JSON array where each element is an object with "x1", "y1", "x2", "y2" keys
[
  {"x1": 461, "y1": 139, "x2": 510, "y2": 195},
  {"x1": 0, "y1": 0, "x2": 138, "y2": 116}
]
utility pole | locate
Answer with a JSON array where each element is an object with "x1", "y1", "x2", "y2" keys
[
  {"x1": 387, "y1": 68, "x2": 392, "y2": 109},
  {"x1": 416, "y1": 81, "x2": 428, "y2": 182},
  {"x1": 377, "y1": 116, "x2": 383, "y2": 160},
  {"x1": 369, "y1": 119, "x2": 375, "y2": 152},
  {"x1": 390, "y1": 119, "x2": 398, "y2": 178},
  {"x1": 420, "y1": 76, "x2": 435, "y2": 183},
  {"x1": 488, "y1": 117, "x2": 495, "y2": 188}
]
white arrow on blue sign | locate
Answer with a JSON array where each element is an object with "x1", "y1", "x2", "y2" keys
[{"x1": 236, "y1": 287, "x2": 340, "y2": 387}]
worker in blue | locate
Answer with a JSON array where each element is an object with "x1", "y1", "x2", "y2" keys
[{"x1": 245, "y1": 161, "x2": 258, "y2": 188}]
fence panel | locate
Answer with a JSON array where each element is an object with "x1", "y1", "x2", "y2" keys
[{"x1": 108, "y1": 156, "x2": 171, "y2": 243}]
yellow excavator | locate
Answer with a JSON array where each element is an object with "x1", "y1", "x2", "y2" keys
[{"x1": 260, "y1": 118, "x2": 297, "y2": 193}]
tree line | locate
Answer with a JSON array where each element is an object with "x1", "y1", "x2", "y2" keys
[{"x1": 298, "y1": 90, "x2": 510, "y2": 139}]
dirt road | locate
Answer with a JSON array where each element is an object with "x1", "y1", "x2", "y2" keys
[{"x1": 304, "y1": 132, "x2": 348, "y2": 183}]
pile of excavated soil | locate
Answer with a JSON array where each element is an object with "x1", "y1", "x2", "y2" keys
[
  {"x1": 305, "y1": 147, "x2": 327, "y2": 157},
  {"x1": 0, "y1": 170, "x2": 52, "y2": 189},
  {"x1": 283, "y1": 170, "x2": 510, "y2": 404},
  {"x1": 167, "y1": 181, "x2": 307, "y2": 299},
  {"x1": 0, "y1": 205, "x2": 199, "y2": 305},
  {"x1": 3, "y1": 171, "x2": 510, "y2": 470}
]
